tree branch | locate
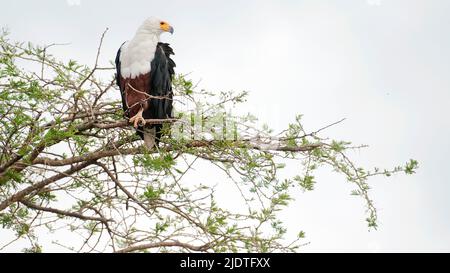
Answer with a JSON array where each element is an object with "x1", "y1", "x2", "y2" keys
[
  {"x1": 91, "y1": 118, "x2": 181, "y2": 129},
  {"x1": 115, "y1": 240, "x2": 211, "y2": 253},
  {"x1": 95, "y1": 161, "x2": 153, "y2": 215},
  {"x1": 0, "y1": 160, "x2": 95, "y2": 211},
  {"x1": 32, "y1": 140, "x2": 323, "y2": 167},
  {"x1": 20, "y1": 200, "x2": 112, "y2": 224}
]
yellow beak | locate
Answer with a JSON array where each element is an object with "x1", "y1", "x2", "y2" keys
[{"x1": 161, "y1": 23, "x2": 174, "y2": 34}]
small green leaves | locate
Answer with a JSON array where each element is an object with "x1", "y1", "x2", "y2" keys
[
  {"x1": 37, "y1": 191, "x2": 57, "y2": 202},
  {"x1": 173, "y1": 74, "x2": 194, "y2": 95},
  {"x1": 22, "y1": 245, "x2": 42, "y2": 253},
  {"x1": 143, "y1": 185, "x2": 164, "y2": 200},
  {"x1": 155, "y1": 221, "x2": 169, "y2": 234},
  {"x1": 134, "y1": 153, "x2": 175, "y2": 172},
  {"x1": 0, "y1": 169, "x2": 23, "y2": 185},
  {"x1": 206, "y1": 214, "x2": 227, "y2": 234},
  {"x1": 295, "y1": 175, "x2": 315, "y2": 191},
  {"x1": 297, "y1": 231, "x2": 306, "y2": 239},
  {"x1": 366, "y1": 216, "x2": 378, "y2": 229},
  {"x1": 404, "y1": 159, "x2": 419, "y2": 174},
  {"x1": 43, "y1": 127, "x2": 76, "y2": 145},
  {"x1": 330, "y1": 140, "x2": 351, "y2": 153},
  {"x1": 0, "y1": 213, "x2": 13, "y2": 229},
  {"x1": 271, "y1": 193, "x2": 292, "y2": 206},
  {"x1": 351, "y1": 190, "x2": 361, "y2": 196},
  {"x1": 17, "y1": 223, "x2": 30, "y2": 237}
]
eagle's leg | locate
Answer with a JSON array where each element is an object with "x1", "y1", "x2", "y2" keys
[{"x1": 129, "y1": 107, "x2": 146, "y2": 128}]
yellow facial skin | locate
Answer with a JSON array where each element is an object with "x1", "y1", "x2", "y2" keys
[{"x1": 160, "y1": 22, "x2": 174, "y2": 34}]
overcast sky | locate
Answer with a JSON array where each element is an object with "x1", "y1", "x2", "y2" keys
[{"x1": 1, "y1": 0, "x2": 450, "y2": 252}]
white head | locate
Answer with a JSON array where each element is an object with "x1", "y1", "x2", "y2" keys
[{"x1": 136, "y1": 17, "x2": 174, "y2": 36}]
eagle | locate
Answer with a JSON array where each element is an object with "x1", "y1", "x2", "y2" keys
[{"x1": 115, "y1": 17, "x2": 175, "y2": 149}]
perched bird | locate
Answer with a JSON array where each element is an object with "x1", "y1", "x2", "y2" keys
[{"x1": 115, "y1": 17, "x2": 175, "y2": 148}]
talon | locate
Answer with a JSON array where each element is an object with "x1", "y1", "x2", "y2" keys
[{"x1": 129, "y1": 108, "x2": 146, "y2": 128}]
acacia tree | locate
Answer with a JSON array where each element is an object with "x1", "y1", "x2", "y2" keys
[{"x1": 0, "y1": 31, "x2": 417, "y2": 253}]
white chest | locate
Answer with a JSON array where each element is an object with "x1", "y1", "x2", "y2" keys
[{"x1": 120, "y1": 35, "x2": 159, "y2": 79}]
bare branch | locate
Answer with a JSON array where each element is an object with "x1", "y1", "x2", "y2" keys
[
  {"x1": 20, "y1": 200, "x2": 112, "y2": 224},
  {"x1": 0, "y1": 161, "x2": 95, "y2": 211},
  {"x1": 115, "y1": 240, "x2": 211, "y2": 253}
]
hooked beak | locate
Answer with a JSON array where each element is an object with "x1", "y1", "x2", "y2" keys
[{"x1": 161, "y1": 23, "x2": 174, "y2": 34}]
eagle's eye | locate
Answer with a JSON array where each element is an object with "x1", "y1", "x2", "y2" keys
[{"x1": 160, "y1": 22, "x2": 165, "y2": 25}]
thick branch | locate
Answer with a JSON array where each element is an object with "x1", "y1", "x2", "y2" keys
[
  {"x1": 0, "y1": 160, "x2": 95, "y2": 211},
  {"x1": 91, "y1": 118, "x2": 181, "y2": 129},
  {"x1": 115, "y1": 240, "x2": 211, "y2": 253},
  {"x1": 33, "y1": 140, "x2": 323, "y2": 167},
  {"x1": 0, "y1": 118, "x2": 175, "y2": 179}
]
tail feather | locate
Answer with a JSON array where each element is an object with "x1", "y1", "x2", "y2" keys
[{"x1": 143, "y1": 127, "x2": 156, "y2": 149}]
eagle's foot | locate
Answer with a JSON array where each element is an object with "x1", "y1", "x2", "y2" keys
[{"x1": 129, "y1": 109, "x2": 146, "y2": 128}]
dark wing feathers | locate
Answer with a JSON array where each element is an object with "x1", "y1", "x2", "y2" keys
[
  {"x1": 115, "y1": 44, "x2": 128, "y2": 113},
  {"x1": 146, "y1": 42, "x2": 175, "y2": 120},
  {"x1": 146, "y1": 42, "x2": 175, "y2": 141}
]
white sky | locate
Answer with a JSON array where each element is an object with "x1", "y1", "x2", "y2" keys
[{"x1": 1, "y1": 0, "x2": 450, "y2": 252}]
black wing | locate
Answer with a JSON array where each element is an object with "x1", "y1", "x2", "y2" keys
[
  {"x1": 115, "y1": 43, "x2": 128, "y2": 113},
  {"x1": 146, "y1": 42, "x2": 175, "y2": 120},
  {"x1": 145, "y1": 42, "x2": 176, "y2": 141}
]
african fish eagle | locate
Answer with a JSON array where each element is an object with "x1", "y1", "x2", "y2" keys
[{"x1": 115, "y1": 17, "x2": 175, "y2": 149}]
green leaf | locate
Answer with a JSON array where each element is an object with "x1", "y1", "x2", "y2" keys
[
  {"x1": 404, "y1": 159, "x2": 419, "y2": 174},
  {"x1": 295, "y1": 175, "x2": 315, "y2": 191},
  {"x1": 298, "y1": 231, "x2": 306, "y2": 239},
  {"x1": 143, "y1": 185, "x2": 164, "y2": 200}
]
